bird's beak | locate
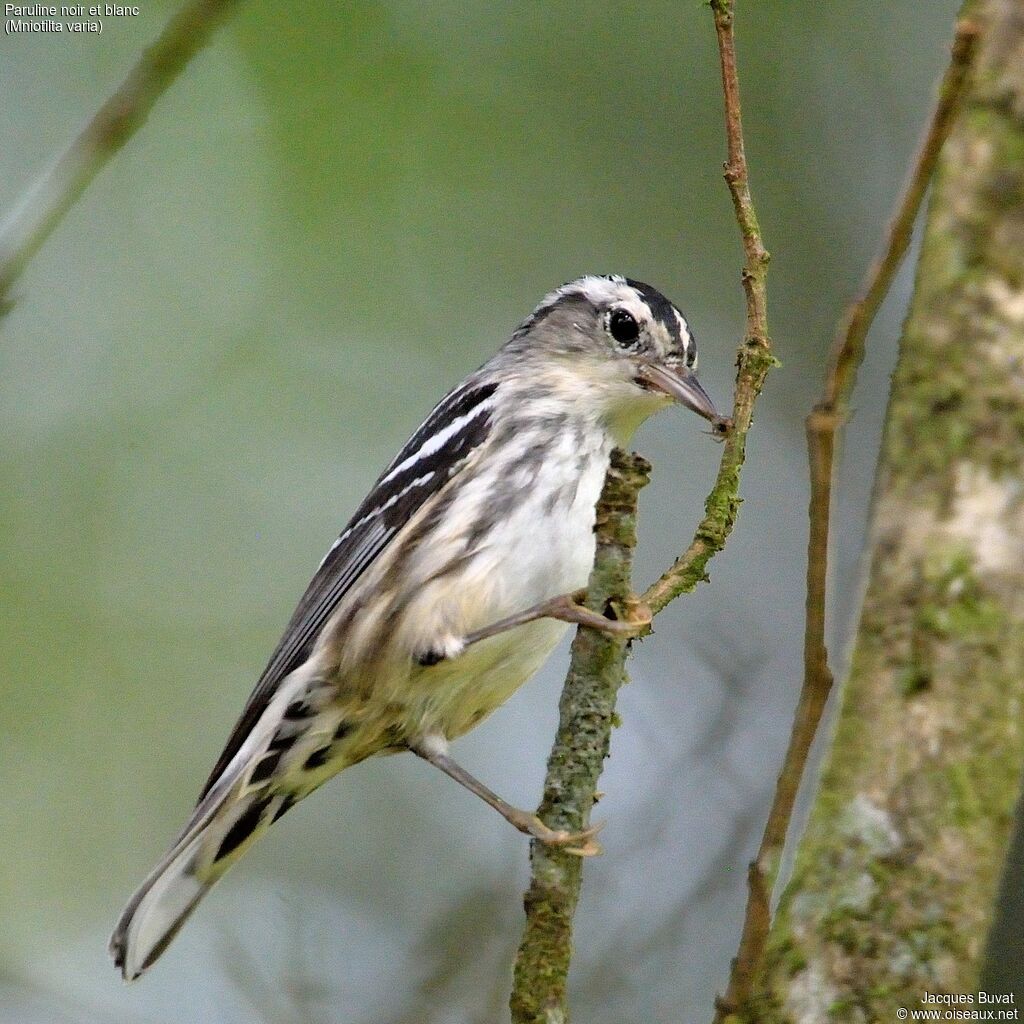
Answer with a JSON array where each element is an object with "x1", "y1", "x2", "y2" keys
[{"x1": 638, "y1": 362, "x2": 721, "y2": 425}]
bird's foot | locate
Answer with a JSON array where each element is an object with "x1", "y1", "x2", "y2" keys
[
  {"x1": 507, "y1": 808, "x2": 604, "y2": 857},
  {"x1": 421, "y1": 591, "x2": 652, "y2": 668},
  {"x1": 555, "y1": 590, "x2": 652, "y2": 639}
]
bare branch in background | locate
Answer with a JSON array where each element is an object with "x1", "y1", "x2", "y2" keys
[
  {"x1": 0, "y1": 0, "x2": 241, "y2": 307},
  {"x1": 713, "y1": 10, "x2": 979, "y2": 1022},
  {"x1": 728, "y1": 0, "x2": 1024, "y2": 1012}
]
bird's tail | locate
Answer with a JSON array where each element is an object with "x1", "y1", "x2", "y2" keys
[{"x1": 109, "y1": 777, "x2": 294, "y2": 981}]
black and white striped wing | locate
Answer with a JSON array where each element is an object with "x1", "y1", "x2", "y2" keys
[{"x1": 197, "y1": 378, "x2": 499, "y2": 799}]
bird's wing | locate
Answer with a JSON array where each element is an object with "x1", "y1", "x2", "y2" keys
[{"x1": 196, "y1": 377, "x2": 500, "y2": 800}]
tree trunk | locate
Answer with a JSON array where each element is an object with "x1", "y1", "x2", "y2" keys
[{"x1": 735, "y1": 1, "x2": 1024, "y2": 1019}]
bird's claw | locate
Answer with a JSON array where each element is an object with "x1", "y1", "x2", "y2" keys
[
  {"x1": 608, "y1": 594, "x2": 653, "y2": 637},
  {"x1": 567, "y1": 590, "x2": 652, "y2": 639},
  {"x1": 523, "y1": 815, "x2": 605, "y2": 857},
  {"x1": 710, "y1": 415, "x2": 733, "y2": 440}
]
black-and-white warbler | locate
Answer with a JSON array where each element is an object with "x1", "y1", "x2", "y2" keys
[{"x1": 111, "y1": 274, "x2": 722, "y2": 980}]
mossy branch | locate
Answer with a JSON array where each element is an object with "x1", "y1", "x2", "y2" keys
[
  {"x1": 730, "y1": 0, "x2": 1024, "y2": 1014},
  {"x1": 509, "y1": 449, "x2": 651, "y2": 1024},
  {"x1": 510, "y1": 2, "x2": 774, "y2": 1019},
  {"x1": 0, "y1": 0, "x2": 241, "y2": 308},
  {"x1": 643, "y1": 0, "x2": 773, "y2": 617},
  {"x1": 713, "y1": 11, "x2": 980, "y2": 1023}
]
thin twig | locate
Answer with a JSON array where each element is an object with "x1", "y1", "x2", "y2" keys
[
  {"x1": 0, "y1": 0, "x2": 241, "y2": 306},
  {"x1": 642, "y1": 0, "x2": 772, "y2": 617},
  {"x1": 822, "y1": 18, "x2": 980, "y2": 416},
  {"x1": 713, "y1": 14, "x2": 979, "y2": 1022},
  {"x1": 510, "y1": 2, "x2": 774, "y2": 1020}
]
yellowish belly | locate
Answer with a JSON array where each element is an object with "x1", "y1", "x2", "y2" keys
[{"x1": 392, "y1": 617, "x2": 568, "y2": 740}]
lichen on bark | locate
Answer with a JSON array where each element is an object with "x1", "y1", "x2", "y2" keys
[
  {"x1": 734, "y1": 2, "x2": 1024, "y2": 1020},
  {"x1": 510, "y1": 449, "x2": 651, "y2": 1024}
]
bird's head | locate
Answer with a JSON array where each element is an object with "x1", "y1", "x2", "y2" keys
[{"x1": 503, "y1": 275, "x2": 726, "y2": 444}]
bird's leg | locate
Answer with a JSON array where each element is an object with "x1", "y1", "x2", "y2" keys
[
  {"x1": 460, "y1": 590, "x2": 651, "y2": 649},
  {"x1": 408, "y1": 736, "x2": 603, "y2": 856},
  {"x1": 415, "y1": 592, "x2": 651, "y2": 665}
]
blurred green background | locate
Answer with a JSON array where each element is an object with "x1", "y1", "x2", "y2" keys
[{"x1": 1, "y1": 2, "x2": 996, "y2": 1022}]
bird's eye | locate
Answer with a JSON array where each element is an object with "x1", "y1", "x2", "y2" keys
[{"x1": 609, "y1": 309, "x2": 640, "y2": 346}]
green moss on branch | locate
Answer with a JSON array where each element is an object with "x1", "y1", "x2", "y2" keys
[
  {"x1": 509, "y1": 449, "x2": 650, "y2": 1024},
  {"x1": 734, "y1": 2, "x2": 1024, "y2": 1017}
]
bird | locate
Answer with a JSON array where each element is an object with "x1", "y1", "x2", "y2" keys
[{"x1": 110, "y1": 274, "x2": 723, "y2": 981}]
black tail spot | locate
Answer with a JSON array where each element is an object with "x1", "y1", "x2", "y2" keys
[
  {"x1": 272, "y1": 794, "x2": 296, "y2": 823},
  {"x1": 304, "y1": 746, "x2": 332, "y2": 772},
  {"x1": 216, "y1": 796, "x2": 271, "y2": 862},
  {"x1": 250, "y1": 750, "x2": 282, "y2": 785},
  {"x1": 268, "y1": 730, "x2": 295, "y2": 753},
  {"x1": 284, "y1": 700, "x2": 312, "y2": 721}
]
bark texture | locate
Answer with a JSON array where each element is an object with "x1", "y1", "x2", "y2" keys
[
  {"x1": 733, "y1": 1, "x2": 1024, "y2": 1019},
  {"x1": 510, "y1": 449, "x2": 650, "y2": 1024}
]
